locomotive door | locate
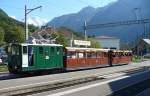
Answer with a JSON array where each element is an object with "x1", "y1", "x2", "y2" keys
[
  {"x1": 37, "y1": 47, "x2": 45, "y2": 68},
  {"x1": 44, "y1": 47, "x2": 51, "y2": 68},
  {"x1": 49, "y1": 47, "x2": 57, "y2": 68}
]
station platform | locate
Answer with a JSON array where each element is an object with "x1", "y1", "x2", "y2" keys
[{"x1": 0, "y1": 60, "x2": 149, "y2": 95}]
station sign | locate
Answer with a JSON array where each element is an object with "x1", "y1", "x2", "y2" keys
[{"x1": 74, "y1": 40, "x2": 91, "y2": 46}]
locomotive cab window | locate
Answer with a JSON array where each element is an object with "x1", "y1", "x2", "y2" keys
[
  {"x1": 23, "y1": 46, "x2": 27, "y2": 54},
  {"x1": 12, "y1": 45, "x2": 19, "y2": 55},
  {"x1": 28, "y1": 46, "x2": 34, "y2": 66}
]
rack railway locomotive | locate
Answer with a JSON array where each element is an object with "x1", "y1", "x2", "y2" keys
[{"x1": 8, "y1": 43, "x2": 132, "y2": 74}]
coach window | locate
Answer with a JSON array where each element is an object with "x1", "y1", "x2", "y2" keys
[
  {"x1": 103, "y1": 52, "x2": 107, "y2": 57},
  {"x1": 83, "y1": 52, "x2": 86, "y2": 58},
  {"x1": 78, "y1": 53, "x2": 84, "y2": 58},
  {"x1": 99, "y1": 52, "x2": 104, "y2": 57},
  {"x1": 129, "y1": 53, "x2": 132, "y2": 56},
  {"x1": 112, "y1": 53, "x2": 116, "y2": 57},
  {"x1": 125, "y1": 53, "x2": 128, "y2": 56},
  {"x1": 91, "y1": 52, "x2": 97, "y2": 58},
  {"x1": 67, "y1": 52, "x2": 71, "y2": 58},
  {"x1": 67, "y1": 52, "x2": 76, "y2": 58},
  {"x1": 87, "y1": 52, "x2": 92, "y2": 58}
]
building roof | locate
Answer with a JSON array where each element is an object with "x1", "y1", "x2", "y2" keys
[
  {"x1": 95, "y1": 36, "x2": 119, "y2": 39},
  {"x1": 143, "y1": 39, "x2": 150, "y2": 45}
]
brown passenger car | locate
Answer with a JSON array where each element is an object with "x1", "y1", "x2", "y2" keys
[
  {"x1": 64, "y1": 47, "x2": 132, "y2": 70},
  {"x1": 65, "y1": 47, "x2": 110, "y2": 70}
]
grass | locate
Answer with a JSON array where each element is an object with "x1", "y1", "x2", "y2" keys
[
  {"x1": 0, "y1": 64, "x2": 8, "y2": 72},
  {"x1": 132, "y1": 55, "x2": 142, "y2": 63}
]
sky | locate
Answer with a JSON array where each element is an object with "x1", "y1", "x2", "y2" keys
[{"x1": 0, "y1": 0, "x2": 117, "y2": 25}]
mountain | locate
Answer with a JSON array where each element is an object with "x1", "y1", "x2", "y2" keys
[
  {"x1": 0, "y1": 9, "x2": 37, "y2": 43},
  {"x1": 47, "y1": 0, "x2": 150, "y2": 43},
  {"x1": 89, "y1": 0, "x2": 150, "y2": 43},
  {"x1": 48, "y1": 6, "x2": 99, "y2": 31}
]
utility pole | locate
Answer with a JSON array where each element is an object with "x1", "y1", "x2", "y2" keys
[
  {"x1": 70, "y1": 33, "x2": 74, "y2": 47},
  {"x1": 84, "y1": 21, "x2": 87, "y2": 41},
  {"x1": 133, "y1": 8, "x2": 140, "y2": 56},
  {"x1": 25, "y1": 4, "x2": 42, "y2": 41}
]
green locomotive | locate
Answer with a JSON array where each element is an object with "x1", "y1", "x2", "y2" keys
[{"x1": 8, "y1": 43, "x2": 64, "y2": 73}]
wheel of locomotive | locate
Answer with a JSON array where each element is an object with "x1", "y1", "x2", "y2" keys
[{"x1": 8, "y1": 65, "x2": 18, "y2": 74}]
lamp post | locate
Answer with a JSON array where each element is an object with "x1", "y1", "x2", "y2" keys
[{"x1": 25, "y1": 4, "x2": 42, "y2": 41}]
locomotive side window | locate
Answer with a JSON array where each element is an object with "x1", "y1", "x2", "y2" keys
[
  {"x1": 57, "y1": 47, "x2": 60, "y2": 55},
  {"x1": 39, "y1": 47, "x2": 43, "y2": 54},
  {"x1": 51, "y1": 47, "x2": 55, "y2": 55},
  {"x1": 12, "y1": 45, "x2": 19, "y2": 55},
  {"x1": 23, "y1": 46, "x2": 27, "y2": 54}
]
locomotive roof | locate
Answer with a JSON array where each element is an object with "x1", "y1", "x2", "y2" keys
[
  {"x1": 20, "y1": 43, "x2": 63, "y2": 46},
  {"x1": 66, "y1": 47, "x2": 110, "y2": 52}
]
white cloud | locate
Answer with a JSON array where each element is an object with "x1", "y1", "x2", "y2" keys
[
  {"x1": 27, "y1": 17, "x2": 48, "y2": 27},
  {"x1": 10, "y1": 16, "x2": 16, "y2": 19}
]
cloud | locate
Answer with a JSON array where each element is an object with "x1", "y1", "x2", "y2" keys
[
  {"x1": 10, "y1": 16, "x2": 16, "y2": 19},
  {"x1": 27, "y1": 17, "x2": 48, "y2": 26}
]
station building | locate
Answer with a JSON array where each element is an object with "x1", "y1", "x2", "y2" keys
[
  {"x1": 136, "y1": 39, "x2": 150, "y2": 55},
  {"x1": 95, "y1": 36, "x2": 120, "y2": 50}
]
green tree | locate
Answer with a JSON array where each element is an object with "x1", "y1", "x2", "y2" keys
[
  {"x1": 56, "y1": 34, "x2": 68, "y2": 46},
  {"x1": 0, "y1": 27, "x2": 4, "y2": 44},
  {"x1": 4, "y1": 26, "x2": 25, "y2": 43},
  {"x1": 88, "y1": 38, "x2": 101, "y2": 48}
]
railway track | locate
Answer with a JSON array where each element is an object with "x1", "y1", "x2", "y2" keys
[
  {"x1": 109, "y1": 78, "x2": 150, "y2": 96},
  {"x1": 3, "y1": 66, "x2": 149, "y2": 96},
  {"x1": 0, "y1": 73, "x2": 21, "y2": 80},
  {"x1": 0, "y1": 65, "x2": 149, "y2": 81}
]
